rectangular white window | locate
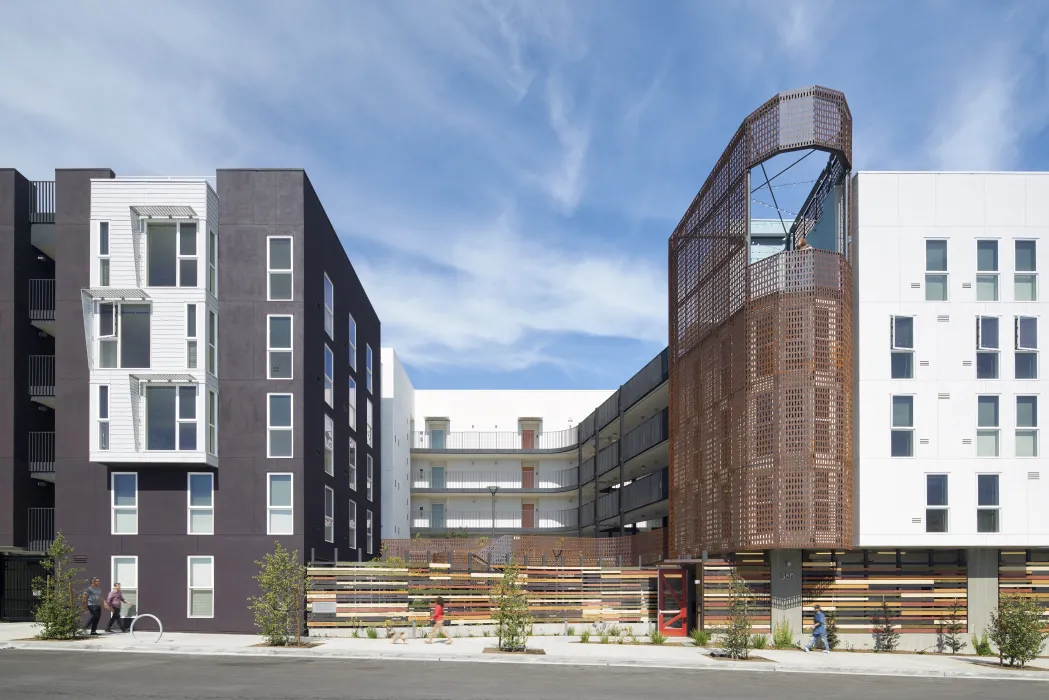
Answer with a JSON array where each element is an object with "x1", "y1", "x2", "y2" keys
[
  {"x1": 366, "y1": 344, "x2": 373, "y2": 394},
  {"x1": 111, "y1": 556, "x2": 138, "y2": 617},
  {"x1": 187, "y1": 472, "x2": 214, "y2": 535},
  {"x1": 1016, "y1": 395, "x2": 1038, "y2": 457},
  {"x1": 188, "y1": 556, "x2": 214, "y2": 618},
  {"x1": 267, "y1": 315, "x2": 293, "y2": 379},
  {"x1": 1015, "y1": 239, "x2": 1037, "y2": 301},
  {"x1": 98, "y1": 385, "x2": 110, "y2": 451},
  {"x1": 267, "y1": 394, "x2": 293, "y2": 458},
  {"x1": 323, "y1": 273, "x2": 334, "y2": 339},
  {"x1": 366, "y1": 455, "x2": 373, "y2": 502},
  {"x1": 111, "y1": 472, "x2": 138, "y2": 535},
  {"x1": 324, "y1": 344, "x2": 334, "y2": 407},
  {"x1": 348, "y1": 500, "x2": 357, "y2": 550},
  {"x1": 366, "y1": 510, "x2": 374, "y2": 555},
  {"x1": 977, "y1": 395, "x2": 1000, "y2": 457},
  {"x1": 207, "y1": 390, "x2": 217, "y2": 456},
  {"x1": 348, "y1": 314, "x2": 357, "y2": 371},
  {"x1": 977, "y1": 474, "x2": 1000, "y2": 533},
  {"x1": 890, "y1": 316, "x2": 914, "y2": 379},
  {"x1": 926, "y1": 474, "x2": 948, "y2": 533},
  {"x1": 976, "y1": 239, "x2": 999, "y2": 301},
  {"x1": 1015, "y1": 316, "x2": 1038, "y2": 379},
  {"x1": 366, "y1": 399, "x2": 373, "y2": 447},
  {"x1": 976, "y1": 316, "x2": 1000, "y2": 380},
  {"x1": 186, "y1": 304, "x2": 198, "y2": 369},
  {"x1": 207, "y1": 311, "x2": 217, "y2": 376},
  {"x1": 267, "y1": 236, "x2": 293, "y2": 301},
  {"x1": 348, "y1": 437, "x2": 357, "y2": 490},
  {"x1": 324, "y1": 486, "x2": 334, "y2": 543},
  {"x1": 925, "y1": 240, "x2": 948, "y2": 301},
  {"x1": 145, "y1": 385, "x2": 197, "y2": 451},
  {"x1": 98, "y1": 221, "x2": 110, "y2": 287},
  {"x1": 267, "y1": 473, "x2": 293, "y2": 535},
  {"x1": 207, "y1": 230, "x2": 218, "y2": 297},
  {"x1": 98, "y1": 303, "x2": 151, "y2": 369},
  {"x1": 348, "y1": 377, "x2": 356, "y2": 430},
  {"x1": 890, "y1": 395, "x2": 913, "y2": 457},
  {"x1": 147, "y1": 221, "x2": 197, "y2": 287},
  {"x1": 324, "y1": 414, "x2": 334, "y2": 476}
]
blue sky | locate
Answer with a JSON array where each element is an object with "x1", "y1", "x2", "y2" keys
[{"x1": 3, "y1": 1, "x2": 1048, "y2": 389}]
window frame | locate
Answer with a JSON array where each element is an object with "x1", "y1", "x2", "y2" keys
[
  {"x1": 266, "y1": 393, "x2": 294, "y2": 459},
  {"x1": 975, "y1": 239, "x2": 1000, "y2": 302},
  {"x1": 324, "y1": 414, "x2": 334, "y2": 476},
  {"x1": 324, "y1": 344, "x2": 334, "y2": 407},
  {"x1": 97, "y1": 301, "x2": 152, "y2": 370},
  {"x1": 366, "y1": 399, "x2": 373, "y2": 448},
  {"x1": 324, "y1": 486, "x2": 335, "y2": 543},
  {"x1": 890, "y1": 315, "x2": 915, "y2": 379},
  {"x1": 145, "y1": 220, "x2": 198, "y2": 288},
  {"x1": 97, "y1": 384, "x2": 110, "y2": 451},
  {"x1": 366, "y1": 344, "x2": 373, "y2": 394},
  {"x1": 1014, "y1": 239, "x2": 1038, "y2": 302},
  {"x1": 348, "y1": 500, "x2": 357, "y2": 550},
  {"x1": 323, "y1": 273, "x2": 334, "y2": 340},
  {"x1": 1016, "y1": 395, "x2": 1039, "y2": 458},
  {"x1": 207, "y1": 229, "x2": 218, "y2": 297},
  {"x1": 890, "y1": 394, "x2": 914, "y2": 457},
  {"x1": 366, "y1": 510, "x2": 374, "y2": 555},
  {"x1": 367, "y1": 454, "x2": 374, "y2": 502},
  {"x1": 98, "y1": 221, "x2": 111, "y2": 287},
  {"x1": 266, "y1": 473, "x2": 294, "y2": 536},
  {"x1": 187, "y1": 555, "x2": 215, "y2": 619},
  {"x1": 976, "y1": 473, "x2": 1000, "y2": 533},
  {"x1": 976, "y1": 316, "x2": 1000, "y2": 380},
  {"x1": 144, "y1": 384, "x2": 198, "y2": 452},
  {"x1": 186, "y1": 303, "x2": 198, "y2": 370},
  {"x1": 266, "y1": 315, "x2": 294, "y2": 380},
  {"x1": 207, "y1": 389, "x2": 217, "y2": 456},
  {"x1": 266, "y1": 236, "x2": 293, "y2": 301},
  {"x1": 348, "y1": 437, "x2": 357, "y2": 491},
  {"x1": 348, "y1": 377, "x2": 357, "y2": 431},
  {"x1": 976, "y1": 394, "x2": 1001, "y2": 458},
  {"x1": 187, "y1": 472, "x2": 214, "y2": 536},
  {"x1": 925, "y1": 473, "x2": 949, "y2": 533},
  {"x1": 1015, "y1": 316, "x2": 1039, "y2": 380},
  {"x1": 111, "y1": 555, "x2": 138, "y2": 618},
  {"x1": 924, "y1": 239, "x2": 949, "y2": 301},
  {"x1": 111, "y1": 472, "x2": 138, "y2": 535},
  {"x1": 206, "y1": 310, "x2": 217, "y2": 377},
  {"x1": 348, "y1": 314, "x2": 357, "y2": 371}
]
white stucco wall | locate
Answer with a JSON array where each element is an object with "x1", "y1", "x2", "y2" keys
[
  {"x1": 380, "y1": 347, "x2": 413, "y2": 537},
  {"x1": 412, "y1": 390, "x2": 614, "y2": 433},
  {"x1": 854, "y1": 171, "x2": 1049, "y2": 547}
]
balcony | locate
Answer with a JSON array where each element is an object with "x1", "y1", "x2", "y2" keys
[
  {"x1": 621, "y1": 348, "x2": 669, "y2": 411},
  {"x1": 596, "y1": 441, "x2": 619, "y2": 477},
  {"x1": 28, "y1": 508, "x2": 54, "y2": 552},
  {"x1": 412, "y1": 468, "x2": 577, "y2": 492},
  {"x1": 412, "y1": 509, "x2": 578, "y2": 532},
  {"x1": 620, "y1": 409, "x2": 669, "y2": 464},
  {"x1": 580, "y1": 457, "x2": 595, "y2": 484},
  {"x1": 29, "y1": 431, "x2": 55, "y2": 481},
  {"x1": 578, "y1": 413, "x2": 596, "y2": 444},
  {"x1": 596, "y1": 391, "x2": 619, "y2": 431},
  {"x1": 29, "y1": 355, "x2": 55, "y2": 407},
  {"x1": 597, "y1": 491, "x2": 618, "y2": 522},
  {"x1": 29, "y1": 181, "x2": 55, "y2": 224},
  {"x1": 29, "y1": 279, "x2": 56, "y2": 335},
  {"x1": 621, "y1": 469, "x2": 668, "y2": 513},
  {"x1": 580, "y1": 500, "x2": 595, "y2": 527},
  {"x1": 412, "y1": 427, "x2": 577, "y2": 453}
]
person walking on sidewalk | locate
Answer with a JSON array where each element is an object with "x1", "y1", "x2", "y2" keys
[
  {"x1": 804, "y1": 604, "x2": 830, "y2": 653},
  {"x1": 105, "y1": 583, "x2": 127, "y2": 633},
  {"x1": 81, "y1": 578, "x2": 104, "y2": 636},
  {"x1": 425, "y1": 596, "x2": 451, "y2": 644}
]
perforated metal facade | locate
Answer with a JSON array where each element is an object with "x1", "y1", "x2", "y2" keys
[{"x1": 668, "y1": 86, "x2": 853, "y2": 557}]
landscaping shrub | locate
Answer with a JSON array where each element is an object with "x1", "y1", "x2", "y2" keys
[
  {"x1": 936, "y1": 600, "x2": 965, "y2": 654},
  {"x1": 490, "y1": 563, "x2": 531, "y2": 652},
  {"x1": 566, "y1": 625, "x2": 575, "y2": 637},
  {"x1": 988, "y1": 595, "x2": 1048, "y2": 668},
  {"x1": 772, "y1": 619, "x2": 795, "y2": 650},
  {"x1": 600, "y1": 634, "x2": 610, "y2": 645},
  {"x1": 751, "y1": 634, "x2": 769, "y2": 650},
  {"x1": 366, "y1": 627, "x2": 378, "y2": 639},
  {"x1": 717, "y1": 571, "x2": 753, "y2": 659},
  {"x1": 826, "y1": 611, "x2": 840, "y2": 650},
  {"x1": 33, "y1": 533, "x2": 85, "y2": 641},
  {"x1": 649, "y1": 629, "x2": 668, "y2": 646},
  {"x1": 247, "y1": 541, "x2": 306, "y2": 646},
  {"x1": 871, "y1": 601, "x2": 900, "y2": 652},
  {"x1": 579, "y1": 629, "x2": 591, "y2": 644},
  {"x1": 972, "y1": 632, "x2": 994, "y2": 657},
  {"x1": 689, "y1": 628, "x2": 712, "y2": 647}
]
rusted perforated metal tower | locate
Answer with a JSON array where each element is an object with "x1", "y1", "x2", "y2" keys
[{"x1": 668, "y1": 86, "x2": 854, "y2": 558}]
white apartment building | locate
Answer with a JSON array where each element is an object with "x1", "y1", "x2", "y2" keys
[
  {"x1": 854, "y1": 171, "x2": 1049, "y2": 548},
  {"x1": 380, "y1": 347, "x2": 413, "y2": 537}
]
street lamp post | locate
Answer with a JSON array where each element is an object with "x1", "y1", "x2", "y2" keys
[{"x1": 488, "y1": 485, "x2": 499, "y2": 538}]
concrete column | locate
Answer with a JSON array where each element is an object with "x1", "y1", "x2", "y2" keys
[
  {"x1": 967, "y1": 548, "x2": 999, "y2": 639},
  {"x1": 769, "y1": 549, "x2": 803, "y2": 641}
]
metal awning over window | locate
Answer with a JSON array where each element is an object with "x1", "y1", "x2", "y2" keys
[
  {"x1": 130, "y1": 205, "x2": 197, "y2": 219},
  {"x1": 82, "y1": 288, "x2": 151, "y2": 301},
  {"x1": 130, "y1": 374, "x2": 197, "y2": 384}
]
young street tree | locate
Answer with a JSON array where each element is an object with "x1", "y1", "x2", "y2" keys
[
  {"x1": 871, "y1": 600, "x2": 900, "y2": 652},
  {"x1": 718, "y1": 570, "x2": 754, "y2": 659},
  {"x1": 937, "y1": 599, "x2": 965, "y2": 654},
  {"x1": 33, "y1": 532, "x2": 86, "y2": 640},
  {"x1": 491, "y1": 562, "x2": 531, "y2": 652},
  {"x1": 989, "y1": 594, "x2": 1048, "y2": 668},
  {"x1": 248, "y1": 541, "x2": 307, "y2": 646}
]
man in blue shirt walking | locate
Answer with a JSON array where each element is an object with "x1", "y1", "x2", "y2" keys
[{"x1": 804, "y1": 605, "x2": 830, "y2": 653}]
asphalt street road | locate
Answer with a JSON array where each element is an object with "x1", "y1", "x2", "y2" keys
[{"x1": 0, "y1": 650, "x2": 1040, "y2": 699}]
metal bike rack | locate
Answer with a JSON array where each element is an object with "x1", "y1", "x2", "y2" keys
[{"x1": 129, "y1": 613, "x2": 164, "y2": 643}]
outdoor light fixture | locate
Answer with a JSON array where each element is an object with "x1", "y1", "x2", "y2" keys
[{"x1": 488, "y1": 485, "x2": 499, "y2": 537}]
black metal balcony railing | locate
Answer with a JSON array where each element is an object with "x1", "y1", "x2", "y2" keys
[
  {"x1": 412, "y1": 468, "x2": 577, "y2": 490},
  {"x1": 578, "y1": 413, "x2": 596, "y2": 444},
  {"x1": 412, "y1": 428, "x2": 577, "y2": 451},
  {"x1": 29, "y1": 432, "x2": 55, "y2": 475},
  {"x1": 621, "y1": 348, "x2": 669, "y2": 410},
  {"x1": 580, "y1": 500, "x2": 595, "y2": 527},
  {"x1": 29, "y1": 355, "x2": 55, "y2": 397},
  {"x1": 596, "y1": 441, "x2": 619, "y2": 477},
  {"x1": 580, "y1": 457, "x2": 595, "y2": 484},
  {"x1": 412, "y1": 509, "x2": 578, "y2": 530},
  {"x1": 621, "y1": 469, "x2": 669, "y2": 513},
  {"x1": 597, "y1": 491, "x2": 618, "y2": 521},
  {"x1": 29, "y1": 181, "x2": 55, "y2": 224},
  {"x1": 620, "y1": 408, "x2": 670, "y2": 464},
  {"x1": 28, "y1": 508, "x2": 54, "y2": 552},
  {"x1": 29, "y1": 279, "x2": 55, "y2": 322},
  {"x1": 596, "y1": 391, "x2": 620, "y2": 431}
]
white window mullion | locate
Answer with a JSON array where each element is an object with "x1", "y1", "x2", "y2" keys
[
  {"x1": 98, "y1": 385, "x2": 110, "y2": 451},
  {"x1": 111, "y1": 472, "x2": 138, "y2": 535},
  {"x1": 188, "y1": 472, "x2": 214, "y2": 535},
  {"x1": 186, "y1": 304, "x2": 198, "y2": 369},
  {"x1": 267, "y1": 473, "x2": 293, "y2": 535},
  {"x1": 188, "y1": 556, "x2": 214, "y2": 618}
]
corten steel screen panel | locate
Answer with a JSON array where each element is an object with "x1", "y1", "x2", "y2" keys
[{"x1": 668, "y1": 86, "x2": 853, "y2": 557}]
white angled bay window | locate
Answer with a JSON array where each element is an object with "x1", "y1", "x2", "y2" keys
[
  {"x1": 147, "y1": 221, "x2": 198, "y2": 288},
  {"x1": 111, "y1": 472, "x2": 138, "y2": 535},
  {"x1": 98, "y1": 303, "x2": 151, "y2": 369},
  {"x1": 267, "y1": 473, "x2": 293, "y2": 535},
  {"x1": 188, "y1": 556, "x2": 214, "y2": 618},
  {"x1": 267, "y1": 394, "x2": 293, "y2": 458},
  {"x1": 188, "y1": 472, "x2": 214, "y2": 535},
  {"x1": 146, "y1": 385, "x2": 197, "y2": 451}
]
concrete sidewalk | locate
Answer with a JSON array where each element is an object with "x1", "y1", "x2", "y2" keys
[{"x1": 1, "y1": 622, "x2": 1045, "y2": 682}]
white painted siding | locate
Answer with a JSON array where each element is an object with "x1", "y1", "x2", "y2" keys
[
  {"x1": 854, "y1": 171, "x2": 1049, "y2": 547},
  {"x1": 413, "y1": 390, "x2": 613, "y2": 432},
  {"x1": 87, "y1": 178, "x2": 218, "y2": 466},
  {"x1": 380, "y1": 348, "x2": 413, "y2": 537}
]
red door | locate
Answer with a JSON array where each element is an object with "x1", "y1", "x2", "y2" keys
[
  {"x1": 522, "y1": 466, "x2": 535, "y2": 489},
  {"x1": 657, "y1": 568, "x2": 687, "y2": 637},
  {"x1": 522, "y1": 430, "x2": 535, "y2": 449},
  {"x1": 522, "y1": 503, "x2": 535, "y2": 528}
]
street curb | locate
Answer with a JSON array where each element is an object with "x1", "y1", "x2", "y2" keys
[{"x1": 1, "y1": 641, "x2": 1045, "y2": 682}]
